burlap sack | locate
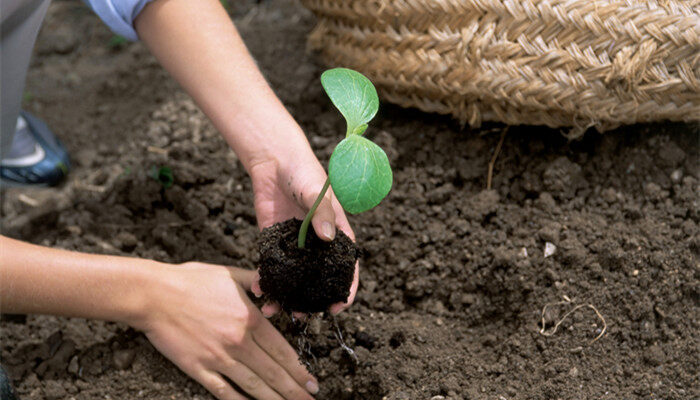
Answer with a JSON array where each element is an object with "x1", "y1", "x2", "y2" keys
[{"x1": 301, "y1": 0, "x2": 700, "y2": 137}]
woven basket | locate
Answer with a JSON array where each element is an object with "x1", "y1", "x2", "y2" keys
[{"x1": 300, "y1": 0, "x2": 700, "y2": 137}]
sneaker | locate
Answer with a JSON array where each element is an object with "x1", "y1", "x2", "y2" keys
[
  {"x1": 0, "y1": 364, "x2": 18, "y2": 400},
  {"x1": 0, "y1": 111, "x2": 70, "y2": 187}
]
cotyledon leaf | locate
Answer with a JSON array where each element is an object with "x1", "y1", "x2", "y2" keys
[
  {"x1": 321, "y1": 68, "x2": 379, "y2": 137},
  {"x1": 328, "y1": 135, "x2": 392, "y2": 214}
]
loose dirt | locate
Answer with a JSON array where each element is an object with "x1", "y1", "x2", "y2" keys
[{"x1": 1, "y1": 1, "x2": 698, "y2": 399}]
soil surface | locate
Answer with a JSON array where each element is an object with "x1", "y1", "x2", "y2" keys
[
  {"x1": 258, "y1": 218, "x2": 358, "y2": 313},
  {"x1": 1, "y1": 1, "x2": 698, "y2": 399}
]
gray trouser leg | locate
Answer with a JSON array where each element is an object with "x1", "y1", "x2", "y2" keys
[{"x1": 1, "y1": 0, "x2": 50, "y2": 158}]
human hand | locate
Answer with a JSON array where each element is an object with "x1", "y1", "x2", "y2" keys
[
  {"x1": 133, "y1": 262, "x2": 319, "y2": 400},
  {"x1": 248, "y1": 154, "x2": 359, "y2": 317}
]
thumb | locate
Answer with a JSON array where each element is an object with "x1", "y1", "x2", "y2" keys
[{"x1": 308, "y1": 192, "x2": 336, "y2": 242}]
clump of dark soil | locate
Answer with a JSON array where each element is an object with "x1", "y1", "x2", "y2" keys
[{"x1": 258, "y1": 218, "x2": 359, "y2": 312}]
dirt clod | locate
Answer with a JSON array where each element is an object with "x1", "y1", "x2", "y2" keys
[
  {"x1": 112, "y1": 349, "x2": 136, "y2": 370},
  {"x1": 258, "y1": 219, "x2": 358, "y2": 313}
]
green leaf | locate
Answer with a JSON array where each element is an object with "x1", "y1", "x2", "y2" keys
[
  {"x1": 321, "y1": 68, "x2": 379, "y2": 137},
  {"x1": 329, "y1": 135, "x2": 392, "y2": 214},
  {"x1": 148, "y1": 166, "x2": 174, "y2": 189}
]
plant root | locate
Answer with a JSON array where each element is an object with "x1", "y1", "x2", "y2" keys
[
  {"x1": 291, "y1": 315, "x2": 316, "y2": 372},
  {"x1": 487, "y1": 127, "x2": 508, "y2": 190},
  {"x1": 332, "y1": 315, "x2": 358, "y2": 364},
  {"x1": 539, "y1": 296, "x2": 607, "y2": 345}
]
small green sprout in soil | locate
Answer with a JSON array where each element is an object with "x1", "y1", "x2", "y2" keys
[
  {"x1": 22, "y1": 91, "x2": 33, "y2": 104},
  {"x1": 258, "y1": 68, "x2": 393, "y2": 313},
  {"x1": 148, "y1": 165, "x2": 174, "y2": 188},
  {"x1": 119, "y1": 166, "x2": 132, "y2": 178},
  {"x1": 108, "y1": 35, "x2": 128, "y2": 50}
]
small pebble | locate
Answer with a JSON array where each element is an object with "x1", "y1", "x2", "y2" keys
[
  {"x1": 67, "y1": 356, "x2": 79, "y2": 375},
  {"x1": 670, "y1": 169, "x2": 683, "y2": 183},
  {"x1": 518, "y1": 247, "x2": 528, "y2": 258},
  {"x1": 544, "y1": 242, "x2": 556, "y2": 258},
  {"x1": 113, "y1": 349, "x2": 136, "y2": 370}
]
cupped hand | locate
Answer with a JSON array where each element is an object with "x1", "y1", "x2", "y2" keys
[
  {"x1": 248, "y1": 155, "x2": 359, "y2": 317},
  {"x1": 133, "y1": 262, "x2": 319, "y2": 400}
]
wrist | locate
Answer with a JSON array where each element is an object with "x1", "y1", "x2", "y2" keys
[
  {"x1": 119, "y1": 259, "x2": 170, "y2": 330},
  {"x1": 246, "y1": 131, "x2": 318, "y2": 181},
  {"x1": 240, "y1": 123, "x2": 314, "y2": 175}
]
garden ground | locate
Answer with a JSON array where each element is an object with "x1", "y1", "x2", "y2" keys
[{"x1": 1, "y1": 1, "x2": 698, "y2": 399}]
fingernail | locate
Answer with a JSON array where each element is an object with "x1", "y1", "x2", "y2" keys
[
  {"x1": 306, "y1": 380, "x2": 319, "y2": 394},
  {"x1": 322, "y1": 222, "x2": 335, "y2": 240},
  {"x1": 254, "y1": 291, "x2": 262, "y2": 298}
]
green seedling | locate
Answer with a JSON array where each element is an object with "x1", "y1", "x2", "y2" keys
[
  {"x1": 148, "y1": 165, "x2": 174, "y2": 188},
  {"x1": 22, "y1": 91, "x2": 34, "y2": 104},
  {"x1": 297, "y1": 68, "x2": 393, "y2": 248},
  {"x1": 108, "y1": 35, "x2": 127, "y2": 50}
]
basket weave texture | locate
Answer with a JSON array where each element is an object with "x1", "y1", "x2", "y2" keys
[{"x1": 301, "y1": 0, "x2": 700, "y2": 136}]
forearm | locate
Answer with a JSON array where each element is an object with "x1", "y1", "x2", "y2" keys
[
  {"x1": 0, "y1": 235, "x2": 159, "y2": 325},
  {"x1": 134, "y1": 0, "x2": 314, "y2": 173}
]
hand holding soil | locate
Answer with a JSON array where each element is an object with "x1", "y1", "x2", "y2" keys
[
  {"x1": 248, "y1": 150, "x2": 359, "y2": 317},
  {"x1": 253, "y1": 69, "x2": 391, "y2": 315},
  {"x1": 137, "y1": 262, "x2": 320, "y2": 400},
  {"x1": 0, "y1": 235, "x2": 320, "y2": 400}
]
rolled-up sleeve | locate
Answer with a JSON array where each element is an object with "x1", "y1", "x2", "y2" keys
[{"x1": 84, "y1": 0, "x2": 153, "y2": 41}]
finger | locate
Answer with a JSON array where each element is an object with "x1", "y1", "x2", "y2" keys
[
  {"x1": 217, "y1": 357, "x2": 285, "y2": 400},
  {"x1": 194, "y1": 369, "x2": 247, "y2": 400},
  {"x1": 233, "y1": 334, "x2": 316, "y2": 399},
  {"x1": 251, "y1": 271, "x2": 263, "y2": 298},
  {"x1": 252, "y1": 317, "x2": 319, "y2": 395},
  {"x1": 330, "y1": 260, "x2": 360, "y2": 315},
  {"x1": 227, "y1": 268, "x2": 257, "y2": 292},
  {"x1": 261, "y1": 302, "x2": 280, "y2": 318},
  {"x1": 310, "y1": 194, "x2": 336, "y2": 242}
]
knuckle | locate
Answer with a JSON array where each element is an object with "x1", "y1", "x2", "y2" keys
[
  {"x1": 209, "y1": 349, "x2": 231, "y2": 366},
  {"x1": 270, "y1": 345, "x2": 291, "y2": 364},
  {"x1": 204, "y1": 377, "x2": 229, "y2": 398},
  {"x1": 245, "y1": 310, "x2": 261, "y2": 327},
  {"x1": 221, "y1": 357, "x2": 239, "y2": 372},
  {"x1": 243, "y1": 374, "x2": 262, "y2": 392},
  {"x1": 263, "y1": 367, "x2": 284, "y2": 383},
  {"x1": 223, "y1": 330, "x2": 247, "y2": 348},
  {"x1": 233, "y1": 307, "x2": 259, "y2": 328},
  {"x1": 233, "y1": 307, "x2": 251, "y2": 321},
  {"x1": 212, "y1": 383, "x2": 228, "y2": 398}
]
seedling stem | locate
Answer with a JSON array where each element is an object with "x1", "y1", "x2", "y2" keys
[{"x1": 298, "y1": 178, "x2": 331, "y2": 249}]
